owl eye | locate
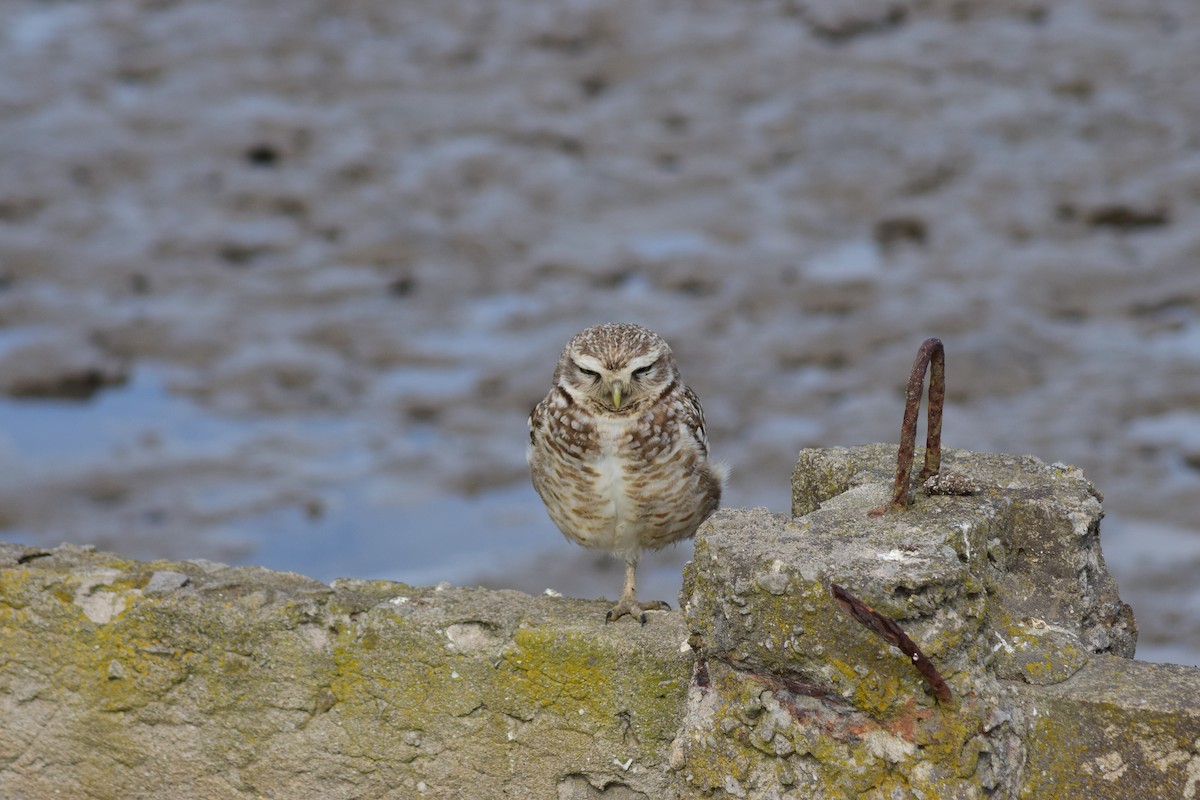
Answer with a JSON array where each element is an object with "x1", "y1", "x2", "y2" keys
[
  {"x1": 577, "y1": 365, "x2": 600, "y2": 379},
  {"x1": 631, "y1": 364, "x2": 654, "y2": 380}
]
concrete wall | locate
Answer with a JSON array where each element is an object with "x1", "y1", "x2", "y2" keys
[{"x1": 1, "y1": 446, "x2": 1197, "y2": 798}]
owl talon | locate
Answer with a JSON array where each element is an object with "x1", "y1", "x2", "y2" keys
[
  {"x1": 605, "y1": 598, "x2": 669, "y2": 624},
  {"x1": 605, "y1": 600, "x2": 638, "y2": 623}
]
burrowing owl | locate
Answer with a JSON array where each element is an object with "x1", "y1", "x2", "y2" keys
[{"x1": 528, "y1": 323, "x2": 727, "y2": 623}]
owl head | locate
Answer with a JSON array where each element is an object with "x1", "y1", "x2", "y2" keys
[{"x1": 554, "y1": 323, "x2": 680, "y2": 414}]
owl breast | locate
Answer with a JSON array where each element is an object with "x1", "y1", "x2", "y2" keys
[
  {"x1": 588, "y1": 414, "x2": 648, "y2": 556},
  {"x1": 528, "y1": 390, "x2": 722, "y2": 561}
]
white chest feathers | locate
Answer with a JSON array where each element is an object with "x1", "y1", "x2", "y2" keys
[{"x1": 589, "y1": 414, "x2": 641, "y2": 554}]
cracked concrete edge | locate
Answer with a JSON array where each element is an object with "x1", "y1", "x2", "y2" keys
[{"x1": 0, "y1": 541, "x2": 691, "y2": 800}]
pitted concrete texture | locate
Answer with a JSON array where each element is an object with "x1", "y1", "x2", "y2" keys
[{"x1": 0, "y1": 448, "x2": 1194, "y2": 798}]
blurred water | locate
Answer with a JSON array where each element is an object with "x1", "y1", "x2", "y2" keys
[
  {"x1": 0, "y1": 370, "x2": 258, "y2": 465},
  {"x1": 1103, "y1": 516, "x2": 1200, "y2": 667},
  {"x1": 249, "y1": 482, "x2": 560, "y2": 586}
]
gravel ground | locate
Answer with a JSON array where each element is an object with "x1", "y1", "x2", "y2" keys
[{"x1": 1, "y1": 0, "x2": 1198, "y2": 663}]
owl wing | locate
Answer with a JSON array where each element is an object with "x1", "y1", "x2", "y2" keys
[
  {"x1": 678, "y1": 384, "x2": 711, "y2": 457},
  {"x1": 528, "y1": 402, "x2": 543, "y2": 446},
  {"x1": 528, "y1": 384, "x2": 568, "y2": 447}
]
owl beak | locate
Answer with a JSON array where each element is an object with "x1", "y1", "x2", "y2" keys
[{"x1": 611, "y1": 384, "x2": 623, "y2": 410}]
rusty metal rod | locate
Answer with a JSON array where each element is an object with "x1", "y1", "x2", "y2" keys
[
  {"x1": 872, "y1": 337, "x2": 945, "y2": 515},
  {"x1": 831, "y1": 583, "x2": 952, "y2": 704}
]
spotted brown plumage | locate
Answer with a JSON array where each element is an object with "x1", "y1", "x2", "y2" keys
[{"x1": 527, "y1": 323, "x2": 727, "y2": 623}]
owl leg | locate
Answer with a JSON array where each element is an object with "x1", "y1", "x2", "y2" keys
[{"x1": 605, "y1": 557, "x2": 671, "y2": 624}]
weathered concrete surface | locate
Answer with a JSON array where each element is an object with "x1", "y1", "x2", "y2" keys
[
  {"x1": 669, "y1": 445, "x2": 1162, "y2": 798},
  {"x1": 0, "y1": 543, "x2": 690, "y2": 799},
  {"x1": 1016, "y1": 656, "x2": 1200, "y2": 800},
  {"x1": 791, "y1": 444, "x2": 1137, "y2": 665},
  {"x1": 1, "y1": 446, "x2": 1196, "y2": 798}
]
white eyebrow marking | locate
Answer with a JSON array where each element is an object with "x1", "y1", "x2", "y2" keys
[{"x1": 575, "y1": 355, "x2": 606, "y2": 372}]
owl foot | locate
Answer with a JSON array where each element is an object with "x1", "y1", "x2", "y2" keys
[{"x1": 605, "y1": 599, "x2": 671, "y2": 625}]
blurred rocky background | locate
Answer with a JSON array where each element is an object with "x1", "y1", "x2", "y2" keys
[{"x1": 0, "y1": 0, "x2": 1197, "y2": 663}]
